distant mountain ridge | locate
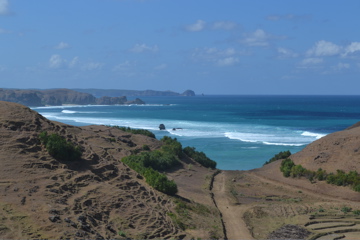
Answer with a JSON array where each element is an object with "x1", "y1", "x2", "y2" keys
[
  {"x1": 0, "y1": 88, "x2": 145, "y2": 107},
  {"x1": 73, "y1": 89, "x2": 196, "y2": 97}
]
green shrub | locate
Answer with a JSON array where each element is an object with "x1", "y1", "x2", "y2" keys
[
  {"x1": 141, "y1": 150, "x2": 180, "y2": 171},
  {"x1": 290, "y1": 164, "x2": 306, "y2": 178},
  {"x1": 142, "y1": 144, "x2": 150, "y2": 151},
  {"x1": 353, "y1": 184, "x2": 360, "y2": 192},
  {"x1": 144, "y1": 168, "x2": 177, "y2": 195},
  {"x1": 121, "y1": 155, "x2": 178, "y2": 195},
  {"x1": 353, "y1": 210, "x2": 360, "y2": 215},
  {"x1": 183, "y1": 146, "x2": 217, "y2": 169},
  {"x1": 341, "y1": 206, "x2": 352, "y2": 214},
  {"x1": 315, "y1": 168, "x2": 327, "y2": 181},
  {"x1": 279, "y1": 157, "x2": 360, "y2": 193},
  {"x1": 280, "y1": 158, "x2": 295, "y2": 177},
  {"x1": 160, "y1": 136, "x2": 183, "y2": 157},
  {"x1": 111, "y1": 126, "x2": 155, "y2": 138},
  {"x1": 39, "y1": 131, "x2": 82, "y2": 161},
  {"x1": 264, "y1": 150, "x2": 291, "y2": 165}
]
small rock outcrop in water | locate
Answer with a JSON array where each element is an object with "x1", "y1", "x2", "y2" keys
[
  {"x1": 159, "y1": 124, "x2": 166, "y2": 130},
  {"x1": 0, "y1": 88, "x2": 145, "y2": 107},
  {"x1": 181, "y1": 90, "x2": 196, "y2": 96}
]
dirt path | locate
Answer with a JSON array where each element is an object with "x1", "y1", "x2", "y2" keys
[{"x1": 212, "y1": 171, "x2": 254, "y2": 240}]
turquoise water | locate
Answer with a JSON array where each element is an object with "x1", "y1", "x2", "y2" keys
[{"x1": 32, "y1": 95, "x2": 360, "y2": 170}]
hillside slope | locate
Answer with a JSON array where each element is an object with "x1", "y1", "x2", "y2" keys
[
  {"x1": 0, "y1": 101, "x2": 221, "y2": 239},
  {"x1": 251, "y1": 122, "x2": 360, "y2": 201}
]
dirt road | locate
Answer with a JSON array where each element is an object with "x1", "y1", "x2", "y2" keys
[{"x1": 212, "y1": 171, "x2": 254, "y2": 240}]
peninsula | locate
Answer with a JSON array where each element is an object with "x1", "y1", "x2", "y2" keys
[{"x1": 0, "y1": 88, "x2": 145, "y2": 107}]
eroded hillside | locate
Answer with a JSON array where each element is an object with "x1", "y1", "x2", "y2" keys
[{"x1": 0, "y1": 101, "x2": 222, "y2": 239}]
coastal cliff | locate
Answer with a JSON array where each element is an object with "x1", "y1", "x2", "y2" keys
[{"x1": 0, "y1": 88, "x2": 145, "y2": 106}]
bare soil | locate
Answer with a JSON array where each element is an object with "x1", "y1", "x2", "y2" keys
[{"x1": 1, "y1": 101, "x2": 360, "y2": 239}]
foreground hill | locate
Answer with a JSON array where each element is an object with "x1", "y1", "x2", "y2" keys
[
  {"x1": 1, "y1": 100, "x2": 360, "y2": 239},
  {"x1": 0, "y1": 101, "x2": 222, "y2": 239},
  {"x1": 0, "y1": 88, "x2": 144, "y2": 106}
]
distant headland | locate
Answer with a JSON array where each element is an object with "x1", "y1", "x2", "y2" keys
[
  {"x1": 0, "y1": 88, "x2": 196, "y2": 107},
  {"x1": 73, "y1": 89, "x2": 196, "y2": 97},
  {"x1": 0, "y1": 88, "x2": 145, "y2": 107}
]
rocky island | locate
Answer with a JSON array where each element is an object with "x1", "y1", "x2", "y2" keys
[{"x1": 0, "y1": 100, "x2": 360, "y2": 239}]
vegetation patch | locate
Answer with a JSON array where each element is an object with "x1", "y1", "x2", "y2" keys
[
  {"x1": 39, "y1": 131, "x2": 82, "y2": 161},
  {"x1": 264, "y1": 150, "x2": 291, "y2": 165},
  {"x1": 183, "y1": 146, "x2": 217, "y2": 169},
  {"x1": 121, "y1": 136, "x2": 184, "y2": 195},
  {"x1": 111, "y1": 126, "x2": 156, "y2": 138},
  {"x1": 280, "y1": 158, "x2": 360, "y2": 192},
  {"x1": 122, "y1": 136, "x2": 217, "y2": 195}
]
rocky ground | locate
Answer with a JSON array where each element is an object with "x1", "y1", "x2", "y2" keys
[{"x1": 1, "y1": 100, "x2": 360, "y2": 239}]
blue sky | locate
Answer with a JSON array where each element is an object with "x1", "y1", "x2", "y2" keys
[{"x1": 1, "y1": 0, "x2": 360, "y2": 94}]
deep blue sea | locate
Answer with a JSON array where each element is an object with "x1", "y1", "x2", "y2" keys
[{"x1": 32, "y1": 95, "x2": 360, "y2": 170}]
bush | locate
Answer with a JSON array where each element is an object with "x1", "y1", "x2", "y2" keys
[
  {"x1": 279, "y1": 157, "x2": 360, "y2": 193},
  {"x1": 315, "y1": 168, "x2": 327, "y2": 181},
  {"x1": 280, "y1": 158, "x2": 295, "y2": 177},
  {"x1": 141, "y1": 150, "x2": 180, "y2": 171},
  {"x1": 121, "y1": 155, "x2": 178, "y2": 195},
  {"x1": 353, "y1": 210, "x2": 360, "y2": 215},
  {"x1": 353, "y1": 184, "x2": 360, "y2": 192},
  {"x1": 142, "y1": 144, "x2": 150, "y2": 151},
  {"x1": 111, "y1": 126, "x2": 155, "y2": 138},
  {"x1": 183, "y1": 146, "x2": 217, "y2": 169},
  {"x1": 144, "y1": 168, "x2": 177, "y2": 195},
  {"x1": 160, "y1": 136, "x2": 183, "y2": 157},
  {"x1": 39, "y1": 131, "x2": 82, "y2": 161},
  {"x1": 264, "y1": 150, "x2": 291, "y2": 165},
  {"x1": 290, "y1": 164, "x2": 306, "y2": 178},
  {"x1": 341, "y1": 206, "x2": 352, "y2": 214}
]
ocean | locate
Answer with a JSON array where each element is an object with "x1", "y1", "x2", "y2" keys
[{"x1": 32, "y1": 95, "x2": 360, "y2": 170}]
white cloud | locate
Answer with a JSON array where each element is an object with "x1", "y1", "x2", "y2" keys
[
  {"x1": 0, "y1": 0, "x2": 9, "y2": 15},
  {"x1": 130, "y1": 43, "x2": 158, "y2": 53},
  {"x1": 342, "y1": 42, "x2": 360, "y2": 57},
  {"x1": 113, "y1": 61, "x2": 134, "y2": 71},
  {"x1": 277, "y1": 47, "x2": 298, "y2": 58},
  {"x1": 55, "y1": 42, "x2": 70, "y2": 50},
  {"x1": 212, "y1": 21, "x2": 237, "y2": 30},
  {"x1": 241, "y1": 29, "x2": 284, "y2": 47},
  {"x1": 49, "y1": 54, "x2": 65, "y2": 68},
  {"x1": 69, "y1": 57, "x2": 79, "y2": 68},
  {"x1": 113, "y1": 61, "x2": 137, "y2": 76},
  {"x1": 49, "y1": 55, "x2": 100, "y2": 71},
  {"x1": 266, "y1": 14, "x2": 312, "y2": 21},
  {"x1": 306, "y1": 40, "x2": 342, "y2": 57},
  {"x1": 217, "y1": 57, "x2": 239, "y2": 66},
  {"x1": 185, "y1": 20, "x2": 206, "y2": 32},
  {"x1": 154, "y1": 64, "x2": 167, "y2": 70},
  {"x1": 192, "y1": 47, "x2": 239, "y2": 67},
  {"x1": 300, "y1": 57, "x2": 323, "y2": 65},
  {"x1": 334, "y1": 62, "x2": 350, "y2": 70},
  {"x1": 81, "y1": 62, "x2": 104, "y2": 71}
]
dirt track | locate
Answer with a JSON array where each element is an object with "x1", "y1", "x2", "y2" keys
[{"x1": 212, "y1": 171, "x2": 254, "y2": 239}]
